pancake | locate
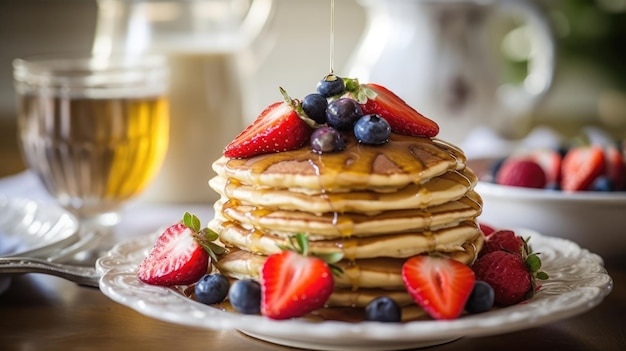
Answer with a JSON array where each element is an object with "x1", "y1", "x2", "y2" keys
[
  {"x1": 215, "y1": 234, "x2": 483, "y2": 296},
  {"x1": 214, "y1": 191, "x2": 482, "y2": 238},
  {"x1": 209, "y1": 168, "x2": 477, "y2": 214},
  {"x1": 212, "y1": 134, "x2": 467, "y2": 192},
  {"x1": 211, "y1": 217, "x2": 481, "y2": 260}
]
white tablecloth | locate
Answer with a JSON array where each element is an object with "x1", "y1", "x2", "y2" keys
[{"x1": 0, "y1": 171, "x2": 214, "y2": 241}]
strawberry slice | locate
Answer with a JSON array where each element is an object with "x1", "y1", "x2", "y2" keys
[
  {"x1": 259, "y1": 234, "x2": 339, "y2": 320},
  {"x1": 348, "y1": 83, "x2": 439, "y2": 138},
  {"x1": 561, "y1": 145, "x2": 605, "y2": 191},
  {"x1": 402, "y1": 255, "x2": 475, "y2": 320},
  {"x1": 137, "y1": 213, "x2": 221, "y2": 286},
  {"x1": 224, "y1": 100, "x2": 312, "y2": 159}
]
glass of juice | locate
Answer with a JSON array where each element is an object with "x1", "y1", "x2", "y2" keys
[{"x1": 13, "y1": 54, "x2": 170, "y2": 232}]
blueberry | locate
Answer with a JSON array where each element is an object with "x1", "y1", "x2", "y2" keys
[
  {"x1": 310, "y1": 127, "x2": 346, "y2": 153},
  {"x1": 317, "y1": 74, "x2": 345, "y2": 97},
  {"x1": 489, "y1": 157, "x2": 507, "y2": 183},
  {"x1": 545, "y1": 182, "x2": 561, "y2": 191},
  {"x1": 228, "y1": 279, "x2": 261, "y2": 315},
  {"x1": 326, "y1": 98, "x2": 363, "y2": 131},
  {"x1": 365, "y1": 296, "x2": 402, "y2": 322},
  {"x1": 302, "y1": 93, "x2": 328, "y2": 124},
  {"x1": 354, "y1": 114, "x2": 391, "y2": 145},
  {"x1": 195, "y1": 273, "x2": 230, "y2": 305},
  {"x1": 590, "y1": 175, "x2": 613, "y2": 192},
  {"x1": 465, "y1": 281, "x2": 495, "y2": 314}
]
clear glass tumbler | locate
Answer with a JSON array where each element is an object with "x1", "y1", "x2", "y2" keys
[{"x1": 13, "y1": 54, "x2": 170, "y2": 231}]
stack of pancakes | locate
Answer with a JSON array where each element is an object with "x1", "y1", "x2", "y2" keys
[{"x1": 209, "y1": 133, "x2": 483, "y2": 316}]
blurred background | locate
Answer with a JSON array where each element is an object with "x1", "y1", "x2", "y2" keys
[{"x1": 1, "y1": 0, "x2": 625, "y2": 181}]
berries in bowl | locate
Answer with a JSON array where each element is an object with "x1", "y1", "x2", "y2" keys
[{"x1": 468, "y1": 142, "x2": 626, "y2": 261}]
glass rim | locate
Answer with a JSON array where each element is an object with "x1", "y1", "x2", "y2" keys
[
  {"x1": 13, "y1": 53, "x2": 168, "y2": 86},
  {"x1": 13, "y1": 53, "x2": 169, "y2": 97}
]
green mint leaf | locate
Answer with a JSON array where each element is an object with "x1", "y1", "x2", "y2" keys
[{"x1": 536, "y1": 271, "x2": 549, "y2": 280}]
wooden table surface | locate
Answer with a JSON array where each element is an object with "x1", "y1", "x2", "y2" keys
[{"x1": 1, "y1": 119, "x2": 625, "y2": 351}]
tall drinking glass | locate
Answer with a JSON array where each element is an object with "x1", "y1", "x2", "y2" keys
[{"x1": 13, "y1": 54, "x2": 170, "y2": 233}]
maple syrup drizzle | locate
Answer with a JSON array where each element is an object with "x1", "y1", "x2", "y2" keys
[
  {"x1": 222, "y1": 134, "x2": 464, "y2": 190},
  {"x1": 329, "y1": 0, "x2": 335, "y2": 74}
]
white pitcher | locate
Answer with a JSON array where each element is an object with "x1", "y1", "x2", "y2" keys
[{"x1": 346, "y1": 0, "x2": 556, "y2": 149}]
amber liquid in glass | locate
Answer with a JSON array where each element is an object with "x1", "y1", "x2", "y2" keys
[{"x1": 18, "y1": 94, "x2": 169, "y2": 218}]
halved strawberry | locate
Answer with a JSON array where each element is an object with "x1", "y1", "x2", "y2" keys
[
  {"x1": 346, "y1": 82, "x2": 439, "y2": 138},
  {"x1": 561, "y1": 145, "x2": 605, "y2": 191},
  {"x1": 137, "y1": 213, "x2": 222, "y2": 286},
  {"x1": 224, "y1": 100, "x2": 312, "y2": 159},
  {"x1": 260, "y1": 234, "x2": 340, "y2": 320},
  {"x1": 402, "y1": 255, "x2": 475, "y2": 320},
  {"x1": 529, "y1": 149, "x2": 562, "y2": 186}
]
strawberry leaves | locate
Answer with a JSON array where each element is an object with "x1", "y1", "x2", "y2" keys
[
  {"x1": 521, "y1": 237, "x2": 549, "y2": 295},
  {"x1": 182, "y1": 212, "x2": 225, "y2": 263},
  {"x1": 277, "y1": 233, "x2": 344, "y2": 275}
]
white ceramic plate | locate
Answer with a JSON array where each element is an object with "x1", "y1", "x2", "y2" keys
[
  {"x1": 0, "y1": 196, "x2": 79, "y2": 257},
  {"x1": 97, "y1": 230, "x2": 613, "y2": 351}
]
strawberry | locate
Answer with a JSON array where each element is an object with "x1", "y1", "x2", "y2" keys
[
  {"x1": 472, "y1": 251, "x2": 531, "y2": 306},
  {"x1": 496, "y1": 158, "x2": 547, "y2": 189},
  {"x1": 529, "y1": 149, "x2": 562, "y2": 186},
  {"x1": 260, "y1": 234, "x2": 342, "y2": 320},
  {"x1": 479, "y1": 222, "x2": 497, "y2": 237},
  {"x1": 561, "y1": 145, "x2": 605, "y2": 191},
  {"x1": 137, "y1": 213, "x2": 223, "y2": 286},
  {"x1": 401, "y1": 255, "x2": 475, "y2": 320},
  {"x1": 479, "y1": 230, "x2": 524, "y2": 257},
  {"x1": 224, "y1": 95, "x2": 312, "y2": 158},
  {"x1": 604, "y1": 145, "x2": 625, "y2": 190},
  {"x1": 472, "y1": 236, "x2": 548, "y2": 306},
  {"x1": 344, "y1": 80, "x2": 439, "y2": 138}
]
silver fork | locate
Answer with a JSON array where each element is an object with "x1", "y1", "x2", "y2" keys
[
  {"x1": 0, "y1": 256, "x2": 100, "y2": 287},
  {"x1": 0, "y1": 230, "x2": 112, "y2": 288}
]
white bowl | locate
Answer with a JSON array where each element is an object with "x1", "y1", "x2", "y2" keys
[{"x1": 469, "y1": 158, "x2": 626, "y2": 261}]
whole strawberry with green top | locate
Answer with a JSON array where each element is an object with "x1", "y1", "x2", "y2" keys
[{"x1": 472, "y1": 233, "x2": 548, "y2": 306}]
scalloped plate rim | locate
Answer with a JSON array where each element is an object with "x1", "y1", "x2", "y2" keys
[{"x1": 96, "y1": 229, "x2": 614, "y2": 350}]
